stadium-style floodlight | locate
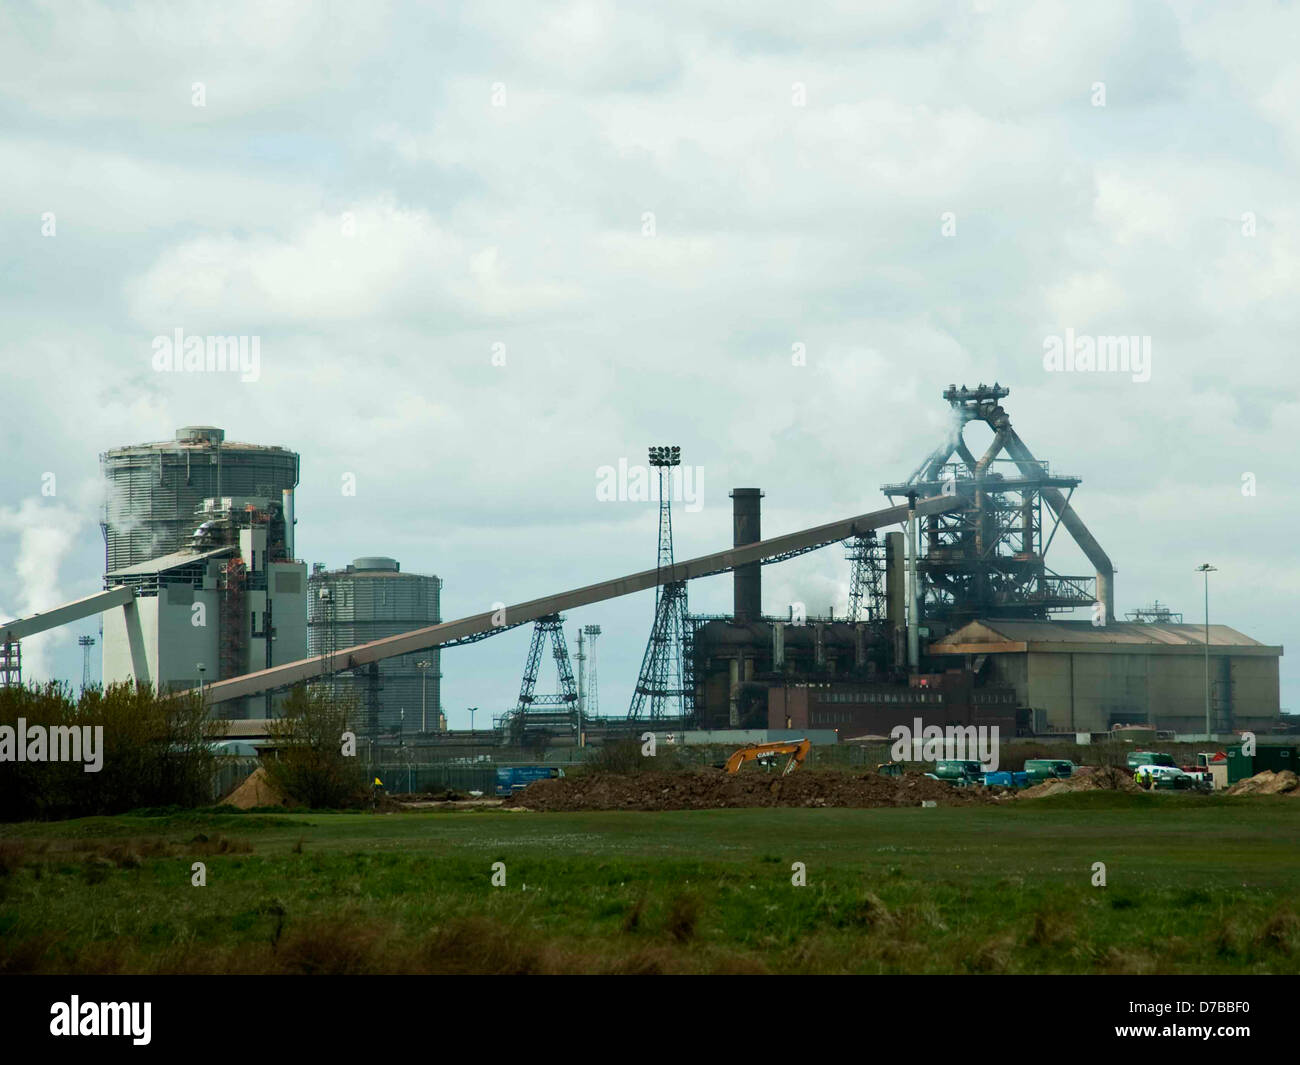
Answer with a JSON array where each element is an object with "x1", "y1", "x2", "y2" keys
[{"x1": 648, "y1": 445, "x2": 681, "y2": 468}]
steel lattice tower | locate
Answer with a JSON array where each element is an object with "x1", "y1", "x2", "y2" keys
[
  {"x1": 844, "y1": 530, "x2": 887, "y2": 621},
  {"x1": 583, "y1": 625, "x2": 601, "y2": 716},
  {"x1": 513, "y1": 613, "x2": 579, "y2": 735},
  {"x1": 78, "y1": 635, "x2": 95, "y2": 692},
  {"x1": 575, "y1": 623, "x2": 602, "y2": 724},
  {"x1": 628, "y1": 446, "x2": 689, "y2": 720}
]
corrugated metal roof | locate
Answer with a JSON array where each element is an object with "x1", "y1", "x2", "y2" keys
[
  {"x1": 935, "y1": 619, "x2": 1269, "y2": 648},
  {"x1": 219, "y1": 719, "x2": 273, "y2": 739},
  {"x1": 106, "y1": 545, "x2": 233, "y2": 578}
]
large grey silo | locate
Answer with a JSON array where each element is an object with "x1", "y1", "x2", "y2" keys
[
  {"x1": 100, "y1": 426, "x2": 299, "y2": 572},
  {"x1": 308, "y1": 557, "x2": 442, "y2": 739}
]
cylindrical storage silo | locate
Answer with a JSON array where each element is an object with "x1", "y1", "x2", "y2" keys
[
  {"x1": 100, "y1": 426, "x2": 299, "y2": 573},
  {"x1": 308, "y1": 557, "x2": 442, "y2": 741}
]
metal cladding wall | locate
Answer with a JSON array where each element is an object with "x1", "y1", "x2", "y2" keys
[
  {"x1": 100, "y1": 426, "x2": 299, "y2": 573},
  {"x1": 308, "y1": 558, "x2": 442, "y2": 739}
]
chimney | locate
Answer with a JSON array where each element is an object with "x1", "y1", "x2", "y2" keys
[
  {"x1": 281, "y1": 488, "x2": 295, "y2": 561},
  {"x1": 730, "y1": 488, "x2": 763, "y2": 623},
  {"x1": 885, "y1": 530, "x2": 905, "y2": 667}
]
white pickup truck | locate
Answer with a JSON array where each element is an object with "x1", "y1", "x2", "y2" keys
[{"x1": 1134, "y1": 764, "x2": 1210, "y2": 791}]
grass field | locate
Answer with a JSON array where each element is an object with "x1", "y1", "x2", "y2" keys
[{"x1": 3, "y1": 793, "x2": 1299, "y2": 974}]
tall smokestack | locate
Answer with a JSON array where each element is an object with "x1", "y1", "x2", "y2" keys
[
  {"x1": 281, "y1": 488, "x2": 295, "y2": 561},
  {"x1": 731, "y1": 489, "x2": 763, "y2": 622},
  {"x1": 885, "y1": 530, "x2": 905, "y2": 668}
]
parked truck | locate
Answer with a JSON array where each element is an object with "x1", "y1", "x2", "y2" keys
[
  {"x1": 931, "y1": 760, "x2": 985, "y2": 786},
  {"x1": 494, "y1": 765, "x2": 564, "y2": 796},
  {"x1": 1023, "y1": 759, "x2": 1076, "y2": 783},
  {"x1": 1126, "y1": 751, "x2": 1177, "y2": 770}
]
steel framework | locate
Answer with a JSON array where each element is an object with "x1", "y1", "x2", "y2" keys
[
  {"x1": 881, "y1": 383, "x2": 1110, "y2": 628},
  {"x1": 844, "y1": 530, "x2": 887, "y2": 622},
  {"x1": 628, "y1": 446, "x2": 689, "y2": 720},
  {"x1": 1126, "y1": 601, "x2": 1184, "y2": 624},
  {"x1": 509, "y1": 613, "x2": 579, "y2": 738},
  {"x1": 0, "y1": 640, "x2": 19, "y2": 688}
]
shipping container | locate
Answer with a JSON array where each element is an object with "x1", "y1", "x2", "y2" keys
[
  {"x1": 1226, "y1": 747, "x2": 1253, "y2": 784},
  {"x1": 1254, "y1": 746, "x2": 1298, "y2": 774}
]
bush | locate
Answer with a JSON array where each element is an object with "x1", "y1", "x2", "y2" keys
[
  {"x1": 261, "y1": 688, "x2": 368, "y2": 809},
  {"x1": 0, "y1": 681, "x2": 219, "y2": 821}
]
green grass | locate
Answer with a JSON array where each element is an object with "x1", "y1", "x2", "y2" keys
[{"x1": 2, "y1": 794, "x2": 1299, "y2": 974}]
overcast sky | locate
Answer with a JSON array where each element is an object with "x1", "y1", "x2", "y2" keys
[{"x1": 1, "y1": 0, "x2": 1296, "y2": 721}]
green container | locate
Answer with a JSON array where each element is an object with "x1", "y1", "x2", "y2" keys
[
  {"x1": 1254, "y1": 746, "x2": 1298, "y2": 774},
  {"x1": 1226, "y1": 747, "x2": 1254, "y2": 784}
]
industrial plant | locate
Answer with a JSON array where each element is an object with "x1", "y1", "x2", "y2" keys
[{"x1": 0, "y1": 386, "x2": 1285, "y2": 751}]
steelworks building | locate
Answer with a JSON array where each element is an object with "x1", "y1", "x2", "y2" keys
[{"x1": 929, "y1": 619, "x2": 1282, "y2": 736}]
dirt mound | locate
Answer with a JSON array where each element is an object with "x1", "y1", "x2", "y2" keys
[
  {"x1": 510, "y1": 768, "x2": 990, "y2": 812},
  {"x1": 1018, "y1": 765, "x2": 1140, "y2": 800},
  {"x1": 220, "y1": 766, "x2": 293, "y2": 810},
  {"x1": 1225, "y1": 770, "x2": 1300, "y2": 796}
]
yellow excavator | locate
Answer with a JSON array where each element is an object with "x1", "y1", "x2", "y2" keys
[{"x1": 724, "y1": 738, "x2": 811, "y2": 776}]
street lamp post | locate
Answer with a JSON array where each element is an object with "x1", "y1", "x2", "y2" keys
[
  {"x1": 469, "y1": 706, "x2": 478, "y2": 736},
  {"x1": 196, "y1": 663, "x2": 206, "y2": 706},
  {"x1": 1196, "y1": 564, "x2": 1217, "y2": 741},
  {"x1": 417, "y1": 660, "x2": 431, "y2": 733}
]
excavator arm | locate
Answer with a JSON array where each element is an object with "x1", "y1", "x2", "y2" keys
[{"x1": 724, "y1": 738, "x2": 811, "y2": 776}]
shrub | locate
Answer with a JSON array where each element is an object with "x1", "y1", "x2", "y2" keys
[
  {"x1": 0, "y1": 681, "x2": 218, "y2": 821},
  {"x1": 261, "y1": 688, "x2": 368, "y2": 809}
]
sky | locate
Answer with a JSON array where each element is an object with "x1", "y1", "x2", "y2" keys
[{"x1": 1, "y1": 0, "x2": 1296, "y2": 723}]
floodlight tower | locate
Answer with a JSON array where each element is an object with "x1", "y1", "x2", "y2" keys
[
  {"x1": 582, "y1": 625, "x2": 602, "y2": 717},
  {"x1": 628, "y1": 446, "x2": 689, "y2": 720},
  {"x1": 78, "y1": 635, "x2": 95, "y2": 692},
  {"x1": 575, "y1": 627, "x2": 587, "y2": 725}
]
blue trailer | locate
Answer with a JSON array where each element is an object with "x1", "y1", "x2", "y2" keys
[{"x1": 494, "y1": 765, "x2": 564, "y2": 796}]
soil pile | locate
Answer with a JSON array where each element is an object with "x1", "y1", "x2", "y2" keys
[
  {"x1": 221, "y1": 767, "x2": 293, "y2": 810},
  {"x1": 1225, "y1": 770, "x2": 1299, "y2": 796},
  {"x1": 1018, "y1": 765, "x2": 1140, "y2": 800},
  {"x1": 511, "y1": 768, "x2": 989, "y2": 811}
]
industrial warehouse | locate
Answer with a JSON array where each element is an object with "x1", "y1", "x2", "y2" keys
[{"x1": 0, "y1": 384, "x2": 1285, "y2": 769}]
